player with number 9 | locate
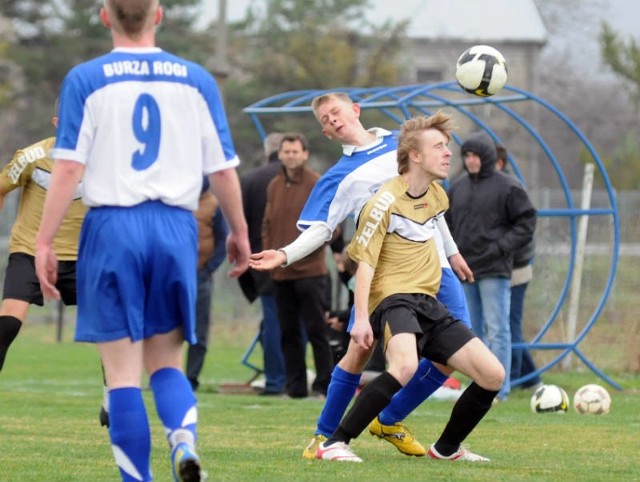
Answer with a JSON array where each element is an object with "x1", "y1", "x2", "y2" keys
[{"x1": 34, "y1": 1, "x2": 250, "y2": 481}]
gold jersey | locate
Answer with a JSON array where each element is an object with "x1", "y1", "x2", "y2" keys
[
  {"x1": 347, "y1": 176, "x2": 449, "y2": 314},
  {"x1": 0, "y1": 137, "x2": 87, "y2": 260}
]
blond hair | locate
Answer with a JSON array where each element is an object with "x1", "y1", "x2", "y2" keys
[
  {"x1": 310, "y1": 92, "x2": 353, "y2": 120},
  {"x1": 396, "y1": 111, "x2": 455, "y2": 174}
]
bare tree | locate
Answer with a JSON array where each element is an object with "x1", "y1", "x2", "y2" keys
[
  {"x1": 600, "y1": 21, "x2": 640, "y2": 101},
  {"x1": 531, "y1": 0, "x2": 640, "y2": 189}
]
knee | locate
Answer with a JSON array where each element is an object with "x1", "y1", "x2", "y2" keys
[
  {"x1": 388, "y1": 359, "x2": 419, "y2": 386},
  {"x1": 481, "y1": 362, "x2": 506, "y2": 391},
  {"x1": 338, "y1": 343, "x2": 372, "y2": 373}
]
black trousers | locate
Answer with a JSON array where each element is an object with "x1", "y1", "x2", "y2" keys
[{"x1": 273, "y1": 275, "x2": 334, "y2": 397}]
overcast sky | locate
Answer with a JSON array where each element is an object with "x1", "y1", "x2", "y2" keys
[
  {"x1": 607, "y1": 0, "x2": 637, "y2": 37},
  {"x1": 202, "y1": 0, "x2": 638, "y2": 39}
]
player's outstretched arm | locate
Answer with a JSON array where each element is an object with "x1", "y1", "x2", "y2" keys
[
  {"x1": 209, "y1": 168, "x2": 250, "y2": 278},
  {"x1": 250, "y1": 223, "x2": 331, "y2": 272}
]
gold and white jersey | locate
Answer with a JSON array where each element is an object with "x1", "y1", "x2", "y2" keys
[
  {"x1": 0, "y1": 137, "x2": 86, "y2": 259},
  {"x1": 347, "y1": 176, "x2": 449, "y2": 314}
]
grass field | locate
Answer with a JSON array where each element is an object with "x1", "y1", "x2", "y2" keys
[{"x1": 1, "y1": 318, "x2": 639, "y2": 482}]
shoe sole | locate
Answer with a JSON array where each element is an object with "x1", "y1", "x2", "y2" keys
[
  {"x1": 99, "y1": 407, "x2": 109, "y2": 428},
  {"x1": 427, "y1": 447, "x2": 489, "y2": 462},
  {"x1": 317, "y1": 452, "x2": 362, "y2": 462},
  {"x1": 178, "y1": 458, "x2": 201, "y2": 482},
  {"x1": 316, "y1": 444, "x2": 362, "y2": 462}
]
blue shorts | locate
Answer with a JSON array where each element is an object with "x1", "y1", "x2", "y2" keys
[
  {"x1": 437, "y1": 268, "x2": 471, "y2": 328},
  {"x1": 346, "y1": 267, "x2": 470, "y2": 332},
  {"x1": 75, "y1": 201, "x2": 198, "y2": 344}
]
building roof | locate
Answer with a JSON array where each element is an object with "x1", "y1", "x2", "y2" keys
[{"x1": 370, "y1": 0, "x2": 548, "y2": 43}]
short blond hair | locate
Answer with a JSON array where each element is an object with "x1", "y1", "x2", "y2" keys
[
  {"x1": 397, "y1": 111, "x2": 455, "y2": 174},
  {"x1": 310, "y1": 92, "x2": 353, "y2": 120}
]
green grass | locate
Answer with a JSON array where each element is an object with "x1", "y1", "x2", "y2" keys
[{"x1": 1, "y1": 321, "x2": 639, "y2": 482}]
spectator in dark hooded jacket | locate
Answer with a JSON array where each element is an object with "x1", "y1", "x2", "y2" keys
[{"x1": 445, "y1": 132, "x2": 536, "y2": 401}]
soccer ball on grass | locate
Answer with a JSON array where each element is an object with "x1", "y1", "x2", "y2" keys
[
  {"x1": 573, "y1": 384, "x2": 611, "y2": 415},
  {"x1": 455, "y1": 45, "x2": 508, "y2": 97},
  {"x1": 530, "y1": 384, "x2": 569, "y2": 414}
]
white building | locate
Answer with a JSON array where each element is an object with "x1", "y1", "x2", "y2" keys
[{"x1": 369, "y1": 0, "x2": 548, "y2": 91}]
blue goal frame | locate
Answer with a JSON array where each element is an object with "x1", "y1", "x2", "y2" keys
[{"x1": 243, "y1": 82, "x2": 621, "y2": 390}]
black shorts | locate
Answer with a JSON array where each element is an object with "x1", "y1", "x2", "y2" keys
[
  {"x1": 370, "y1": 293, "x2": 476, "y2": 365},
  {"x1": 2, "y1": 252, "x2": 77, "y2": 306}
]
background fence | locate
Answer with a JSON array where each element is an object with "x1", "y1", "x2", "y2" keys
[{"x1": 1, "y1": 188, "x2": 638, "y2": 375}]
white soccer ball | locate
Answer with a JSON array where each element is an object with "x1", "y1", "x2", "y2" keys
[
  {"x1": 573, "y1": 384, "x2": 611, "y2": 415},
  {"x1": 455, "y1": 45, "x2": 508, "y2": 97},
  {"x1": 530, "y1": 384, "x2": 569, "y2": 414}
]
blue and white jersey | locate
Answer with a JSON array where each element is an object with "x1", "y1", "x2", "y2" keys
[
  {"x1": 53, "y1": 47, "x2": 239, "y2": 211},
  {"x1": 297, "y1": 128, "x2": 451, "y2": 268},
  {"x1": 297, "y1": 128, "x2": 397, "y2": 232}
]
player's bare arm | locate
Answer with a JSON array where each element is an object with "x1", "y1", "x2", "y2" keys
[
  {"x1": 350, "y1": 261, "x2": 375, "y2": 350},
  {"x1": 209, "y1": 168, "x2": 250, "y2": 278},
  {"x1": 35, "y1": 159, "x2": 84, "y2": 300}
]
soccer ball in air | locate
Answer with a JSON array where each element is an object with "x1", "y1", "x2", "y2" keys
[
  {"x1": 573, "y1": 384, "x2": 611, "y2": 415},
  {"x1": 530, "y1": 384, "x2": 569, "y2": 414},
  {"x1": 455, "y1": 45, "x2": 508, "y2": 97}
]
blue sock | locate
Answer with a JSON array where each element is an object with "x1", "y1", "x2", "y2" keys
[
  {"x1": 150, "y1": 367, "x2": 198, "y2": 446},
  {"x1": 378, "y1": 358, "x2": 448, "y2": 425},
  {"x1": 316, "y1": 365, "x2": 361, "y2": 437},
  {"x1": 108, "y1": 387, "x2": 152, "y2": 482}
]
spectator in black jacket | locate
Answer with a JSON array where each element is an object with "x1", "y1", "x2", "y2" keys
[{"x1": 445, "y1": 132, "x2": 536, "y2": 402}]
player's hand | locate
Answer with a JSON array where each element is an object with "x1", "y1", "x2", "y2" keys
[
  {"x1": 350, "y1": 317, "x2": 374, "y2": 350},
  {"x1": 225, "y1": 232, "x2": 251, "y2": 278},
  {"x1": 449, "y1": 252, "x2": 474, "y2": 283},
  {"x1": 248, "y1": 249, "x2": 287, "y2": 271},
  {"x1": 35, "y1": 242, "x2": 60, "y2": 300}
]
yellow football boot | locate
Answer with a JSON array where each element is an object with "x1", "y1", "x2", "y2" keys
[
  {"x1": 368, "y1": 416, "x2": 426, "y2": 456},
  {"x1": 302, "y1": 434, "x2": 328, "y2": 459}
]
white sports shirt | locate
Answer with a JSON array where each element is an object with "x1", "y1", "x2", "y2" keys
[{"x1": 53, "y1": 47, "x2": 239, "y2": 211}]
